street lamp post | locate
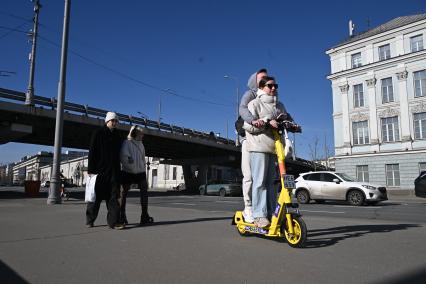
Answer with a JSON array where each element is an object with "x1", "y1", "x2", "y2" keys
[
  {"x1": 25, "y1": 0, "x2": 41, "y2": 106},
  {"x1": 159, "y1": 89, "x2": 176, "y2": 125},
  {"x1": 47, "y1": 0, "x2": 71, "y2": 204},
  {"x1": 158, "y1": 92, "x2": 162, "y2": 125},
  {"x1": 224, "y1": 75, "x2": 240, "y2": 146}
]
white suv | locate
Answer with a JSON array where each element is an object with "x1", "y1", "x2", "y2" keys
[{"x1": 294, "y1": 171, "x2": 388, "y2": 206}]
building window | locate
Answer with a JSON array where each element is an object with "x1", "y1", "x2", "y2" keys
[
  {"x1": 381, "y1": 77, "x2": 394, "y2": 103},
  {"x1": 378, "y1": 44, "x2": 391, "y2": 60},
  {"x1": 352, "y1": 120, "x2": 369, "y2": 145},
  {"x1": 410, "y1": 35, "x2": 424, "y2": 52},
  {"x1": 386, "y1": 164, "x2": 400, "y2": 186},
  {"x1": 351, "y1": 52, "x2": 362, "y2": 68},
  {"x1": 172, "y1": 167, "x2": 177, "y2": 180},
  {"x1": 356, "y1": 165, "x2": 369, "y2": 182},
  {"x1": 414, "y1": 70, "x2": 426, "y2": 97},
  {"x1": 419, "y1": 162, "x2": 426, "y2": 174},
  {"x1": 381, "y1": 116, "x2": 400, "y2": 142},
  {"x1": 353, "y1": 84, "x2": 364, "y2": 108},
  {"x1": 414, "y1": 112, "x2": 426, "y2": 139}
]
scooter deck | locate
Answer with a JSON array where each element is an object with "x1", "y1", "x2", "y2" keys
[{"x1": 233, "y1": 211, "x2": 283, "y2": 237}]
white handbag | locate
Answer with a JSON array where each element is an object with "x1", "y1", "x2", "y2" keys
[
  {"x1": 284, "y1": 129, "x2": 296, "y2": 161},
  {"x1": 85, "y1": 175, "x2": 97, "y2": 203}
]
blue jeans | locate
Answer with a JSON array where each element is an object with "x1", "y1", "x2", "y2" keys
[{"x1": 250, "y1": 152, "x2": 277, "y2": 218}]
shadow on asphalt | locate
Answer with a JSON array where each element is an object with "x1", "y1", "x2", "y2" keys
[
  {"x1": 375, "y1": 267, "x2": 426, "y2": 284},
  {"x1": 304, "y1": 223, "x2": 420, "y2": 248},
  {"x1": 121, "y1": 216, "x2": 233, "y2": 230},
  {"x1": 0, "y1": 260, "x2": 29, "y2": 284}
]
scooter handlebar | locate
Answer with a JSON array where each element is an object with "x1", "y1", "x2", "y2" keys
[{"x1": 277, "y1": 120, "x2": 302, "y2": 133}]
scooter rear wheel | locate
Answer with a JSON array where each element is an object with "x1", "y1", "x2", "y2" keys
[{"x1": 283, "y1": 216, "x2": 307, "y2": 248}]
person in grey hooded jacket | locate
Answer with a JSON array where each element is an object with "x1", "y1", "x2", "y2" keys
[
  {"x1": 238, "y1": 69, "x2": 295, "y2": 223},
  {"x1": 238, "y1": 68, "x2": 268, "y2": 223}
]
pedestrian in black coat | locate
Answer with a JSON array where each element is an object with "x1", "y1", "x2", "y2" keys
[{"x1": 86, "y1": 111, "x2": 125, "y2": 229}]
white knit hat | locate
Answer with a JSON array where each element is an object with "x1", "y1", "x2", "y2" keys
[{"x1": 105, "y1": 111, "x2": 118, "y2": 123}]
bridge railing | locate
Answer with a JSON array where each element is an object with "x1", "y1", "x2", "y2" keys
[{"x1": 0, "y1": 87, "x2": 234, "y2": 145}]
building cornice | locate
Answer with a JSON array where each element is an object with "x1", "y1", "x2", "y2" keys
[
  {"x1": 326, "y1": 19, "x2": 426, "y2": 54},
  {"x1": 335, "y1": 149, "x2": 426, "y2": 159}
]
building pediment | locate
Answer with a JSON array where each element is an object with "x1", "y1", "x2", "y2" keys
[
  {"x1": 351, "y1": 112, "x2": 369, "y2": 122},
  {"x1": 411, "y1": 101, "x2": 426, "y2": 114},
  {"x1": 378, "y1": 107, "x2": 400, "y2": 118}
]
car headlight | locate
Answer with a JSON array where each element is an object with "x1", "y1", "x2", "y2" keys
[{"x1": 362, "y1": 185, "x2": 377, "y2": 190}]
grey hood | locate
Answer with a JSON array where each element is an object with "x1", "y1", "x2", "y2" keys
[{"x1": 247, "y1": 72, "x2": 258, "y2": 91}]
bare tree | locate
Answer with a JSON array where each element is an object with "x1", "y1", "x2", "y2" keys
[
  {"x1": 323, "y1": 133, "x2": 334, "y2": 170},
  {"x1": 309, "y1": 136, "x2": 320, "y2": 171}
]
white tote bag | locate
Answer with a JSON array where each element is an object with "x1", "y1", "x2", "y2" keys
[{"x1": 85, "y1": 175, "x2": 97, "y2": 203}]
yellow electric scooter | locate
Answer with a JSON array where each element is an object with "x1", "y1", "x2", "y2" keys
[{"x1": 232, "y1": 121, "x2": 307, "y2": 248}]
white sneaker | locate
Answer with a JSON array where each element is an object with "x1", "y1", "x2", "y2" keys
[{"x1": 242, "y1": 208, "x2": 254, "y2": 223}]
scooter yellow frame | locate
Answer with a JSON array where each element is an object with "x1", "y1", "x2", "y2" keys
[{"x1": 232, "y1": 126, "x2": 307, "y2": 248}]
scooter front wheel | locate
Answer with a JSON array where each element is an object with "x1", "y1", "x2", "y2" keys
[{"x1": 283, "y1": 216, "x2": 307, "y2": 248}]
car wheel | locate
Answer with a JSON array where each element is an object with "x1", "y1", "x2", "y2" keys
[
  {"x1": 296, "y1": 189, "x2": 310, "y2": 204},
  {"x1": 347, "y1": 190, "x2": 365, "y2": 206},
  {"x1": 314, "y1": 199, "x2": 325, "y2": 204},
  {"x1": 219, "y1": 188, "x2": 226, "y2": 197},
  {"x1": 200, "y1": 187, "x2": 207, "y2": 195}
]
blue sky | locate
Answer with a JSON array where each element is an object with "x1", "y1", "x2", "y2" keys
[{"x1": 1, "y1": 0, "x2": 425, "y2": 164}]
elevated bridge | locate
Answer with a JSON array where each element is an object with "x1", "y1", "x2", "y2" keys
[{"x1": 0, "y1": 87, "x2": 324, "y2": 191}]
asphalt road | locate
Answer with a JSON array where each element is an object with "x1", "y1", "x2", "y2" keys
[
  {"x1": 131, "y1": 193, "x2": 426, "y2": 224},
  {"x1": 0, "y1": 189, "x2": 425, "y2": 284}
]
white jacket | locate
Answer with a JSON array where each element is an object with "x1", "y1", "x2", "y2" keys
[
  {"x1": 243, "y1": 90, "x2": 285, "y2": 154},
  {"x1": 120, "y1": 139, "x2": 146, "y2": 174}
]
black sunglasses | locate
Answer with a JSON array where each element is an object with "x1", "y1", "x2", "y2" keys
[{"x1": 266, "y1": 83, "x2": 278, "y2": 89}]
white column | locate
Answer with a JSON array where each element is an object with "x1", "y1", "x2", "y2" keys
[
  {"x1": 339, "y1": 84, "x2": 351, "y2": 154},
  {"x1": 366, "y1": 78, "x2": 380, "y2": 152},
  {"x1": 396, "y1": 71, "x2": 412, "y2": 150}
]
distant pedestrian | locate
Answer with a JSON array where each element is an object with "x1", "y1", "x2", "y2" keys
[
  {"x1": 86, "y1": 111, "x2": 124, "y2": 229},
  {"x1": 120, "y1": 125, "x2": 153, "y2": 226}
]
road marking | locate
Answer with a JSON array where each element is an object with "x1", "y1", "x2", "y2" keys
[
  {"x1": 215, "y1": 200, "x2": 240, "y2": 204},
  {"x1": 171, "y1": 202, "x2": 196, "y2": 206},
  {"x1": 332, "y1": 205, "x2": 382, "y2": 209},
  {"x1": 302, "y1": 210, "x2": 345, "y2": 214}
]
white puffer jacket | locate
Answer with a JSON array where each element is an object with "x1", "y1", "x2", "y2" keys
[
  {"x1": 120, "y1": 139, "x2": 146, "y2": 174},
  {"x1": 243, "y1": 90, "x2": 286, "y2": 154}
]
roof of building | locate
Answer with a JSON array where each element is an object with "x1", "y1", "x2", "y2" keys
[{"x1": 330, "y1": 13, "x2": 426, "y2": 49}]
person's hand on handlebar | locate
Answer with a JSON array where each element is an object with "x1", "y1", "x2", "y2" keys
[
  {"x1": 251, "y1": 119, "x2": 265, "y2": 128},
  {"x1": 269, "y1": 119, "x2": 279, "y2": 129}
]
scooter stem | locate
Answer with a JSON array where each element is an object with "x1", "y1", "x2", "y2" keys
[{"x1": 269, "y1": 130, "x2": 295, "y2": 235}]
